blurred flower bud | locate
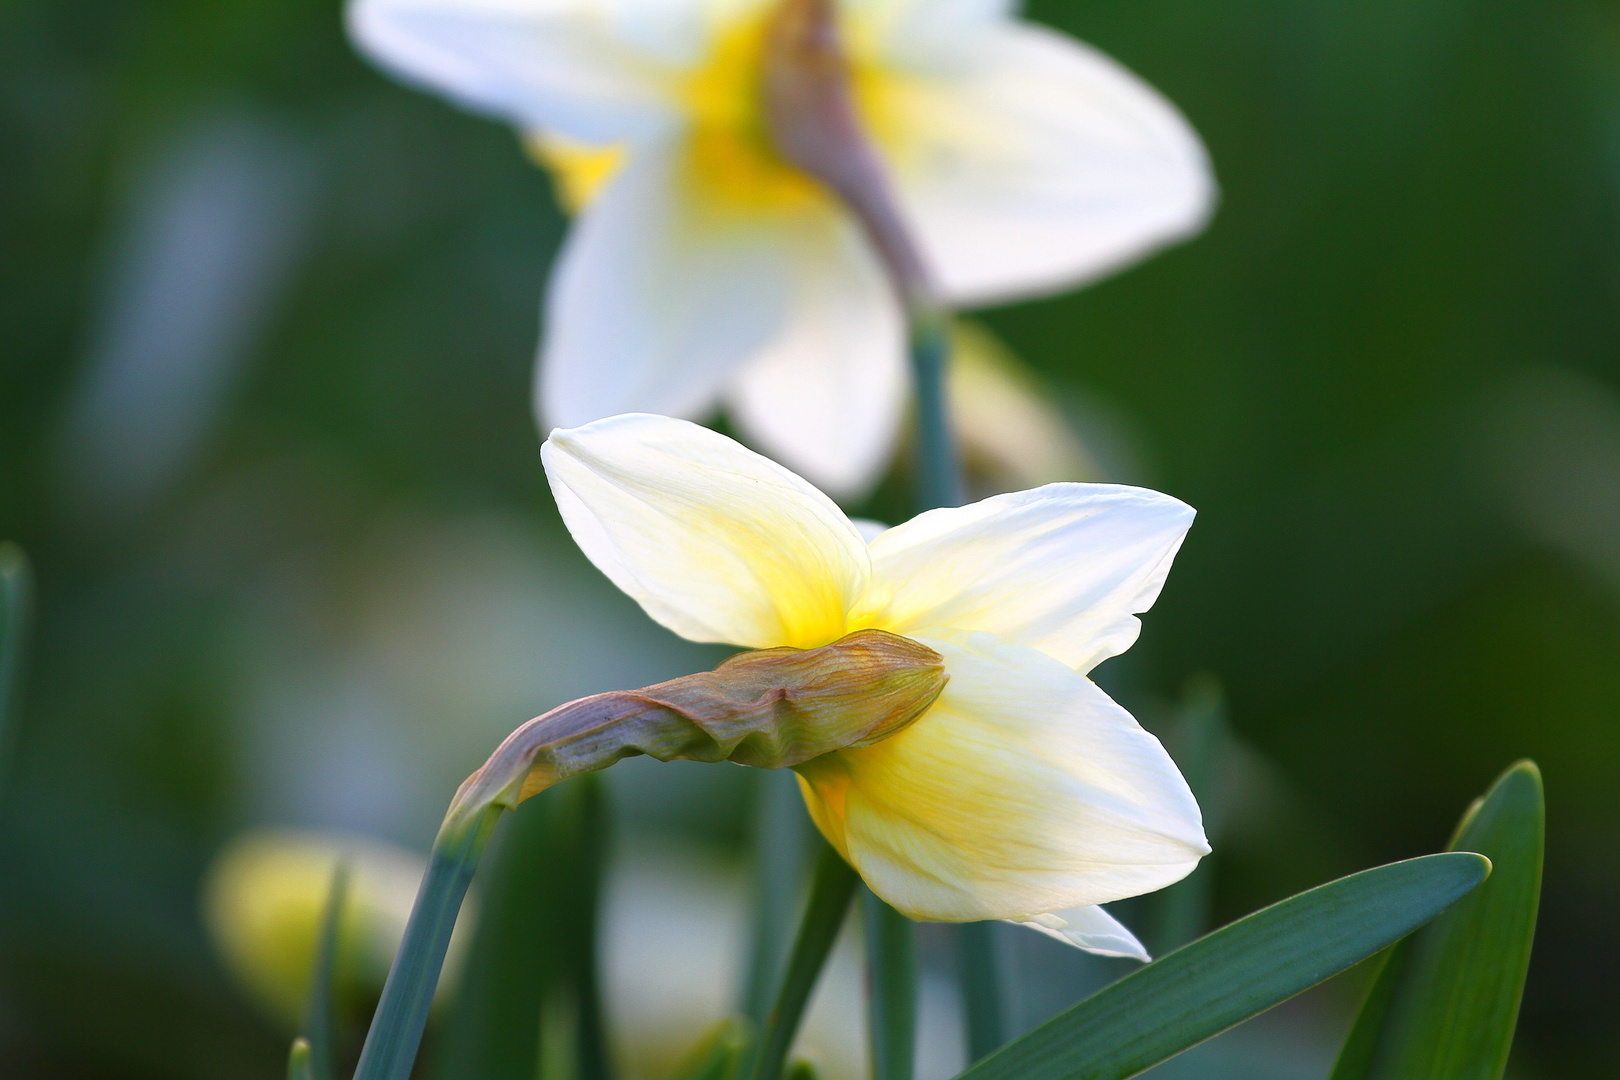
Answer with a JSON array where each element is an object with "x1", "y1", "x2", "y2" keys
[
  {"x1": 949, "y1": 320, "x2": 1103, "y2": 498},
  {"x1": 202, "y1": 830, "x2": 474, "y2": 1029},
  {"x1": 448, "y1": 629, "x2": 946, "y2": 826}
]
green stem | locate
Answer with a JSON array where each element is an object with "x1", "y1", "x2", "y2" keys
[
  {"x1": 750, "y1": 842, "x2": 859, "y2": 1080},
  {"x1": 959, "y1": 922, "x2": 1008, "y2": 1061},
  {"x1": 743, "y1": 769, "x2": 815, "y2": 1025},
  {"x1": 863, "y1": 890, "x2": 917, "y2": 1080},
  {"x1": 908, "y1": 314, "x2": 962, "y2": 513},
  {"x1": 353, "y1": 803, "x2": 504, "y2": 1080},
  {"x1": 0, "y1": 542, "x2": 34, "y2": 796}
]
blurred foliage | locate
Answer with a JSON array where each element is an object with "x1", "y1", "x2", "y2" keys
[{"x1": 1, "y1": 0, "x2": 1617, "y2": 1076}]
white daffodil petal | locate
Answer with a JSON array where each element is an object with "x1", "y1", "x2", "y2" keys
[
  {"x1": 794, "y1": 632, "x2": 1206, "y2": 921},
  {"x1": 348, "y1": 0, "x2": 686, "y2": 143},
  {"x1": 725, "y1": 214, "x2": 907, "y2": 500},
  {"x1": 858, "y1": 483, "x2": 1194, "y2": 673},
  {"x1": 882, "y1": 22, "x2": 1214, "y2": 305},
  {"x1": 539, "y1": 141, "x2": 823, "y2": 430},
  {"x1": 1010, "y1": 905, "x2": 1151, "y2": 962},
  {"x1": 542, "y1": 414, "x2": 871, "y2": 649}
]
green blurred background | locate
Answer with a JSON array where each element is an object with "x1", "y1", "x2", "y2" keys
[{"x1": 2, "y1": 0, "x2": 1616, "y2": 1075}]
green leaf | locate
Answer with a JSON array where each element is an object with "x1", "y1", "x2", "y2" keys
[
  {"x1": 438, "y1": 775, "x2": 609, "y2": 1080},
  {"x1": 955, "y1": 852, "x2": 1489, "y2": 1080},
  {"x1": 305, "y1": 862, "x2": 350, "y2": 1080},
  {"x1": 1329, "y1": 760, "x2": 1543, "y2": 1080},
  {"x1": 863, "y1": 889, "x2": 917, "y2": 1080}
]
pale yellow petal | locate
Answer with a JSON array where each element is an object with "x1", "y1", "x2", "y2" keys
[
  {"x1": 855, "y1": 483, "x2": 1193, "y2": 673},
  {"x1": 795, "y1": 632, "x2": 1206, "y2": 921},
  {"x1": 543, "y1": 414, "x2": 870, "y2": 649}
]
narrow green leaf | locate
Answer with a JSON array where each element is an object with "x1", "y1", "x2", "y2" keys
[
  {"x1": 288, "y1": 1037, "x2": 314, "y2": 1080},
  {"x1": 956, "y1": 852, "x2": 1489, "y2": 1080},
  {"x1": 438, "y1": 775, "x2": 608, "y2": 1080},
  {"x1": 306, "y1": 862, "x2": 350, "y2": 1080},
  {"x1": 1330, "y1": 760, "x2": 1543, "y2": 1080},
  {"x1": 864, "y1": 889, "x2": 917, "y2": 1080},
  {"x1": 750, "y1": 841, "x2": 859, "y2": 1080},
  {"x1": 671, "y1": 1018, "x2": 756, "y2": 1080},
  {"x1": 783, "y1": 1062, "x2": 822, "y2": 1080},
  {"x1": 958, "y1": 922, "x2": 1008, "y2": 1062},
  {"x1": 0, "y1": 542, "x2": 34, "y2": 792}
]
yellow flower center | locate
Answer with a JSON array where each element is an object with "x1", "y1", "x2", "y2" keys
[{"x1": 532, "y1": 7, "x2": 899, "y2": 216}]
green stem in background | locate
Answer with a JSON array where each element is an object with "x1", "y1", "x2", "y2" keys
[
  {"x1": 907, "y1": 312, "x2": 963, "y2": 514},
  {"x1": 288, "y1": 1037, "x2": 314, "y2": 1080},
  {"x1": 743, "y1": 768, "x2": 816, "y2": 1025},
  {"x1": 307, "y1": 862, "x2": 351, "y2": 1080},
  {"x1": 750, "y1": 841, "x2": 859, "y2": 1080},
  {"x1": 863, "y1": 889, "x2": 917, "y2": 1080},
  {"x1": 0, "y1": 542, "x2": 34, "y2": 795},
  {"x1": 1149, "y1": 676, "x2": 1230, "y2": 955},
  {"x1": 352, "y1": 803, "x2": 504, "y2": 1080},
  {"x1": 958, "y1": 922, "x2": 1008, "y2": 1062}
]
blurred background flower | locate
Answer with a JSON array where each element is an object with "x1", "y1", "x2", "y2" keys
[
  {"x1": 346, "y1": 0, "x2": 1212, "y2": 498},
  {"x1": 1, "y1": 0, "x2": 1618, "y2": 1077}
]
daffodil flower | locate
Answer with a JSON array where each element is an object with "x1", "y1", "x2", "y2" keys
[
  {"x1": 541, "y1": 413, "x2": 1207, "y2": 958},
  {"x1": 348, "y1": 0, "x2": 1215, "y2": 497}
]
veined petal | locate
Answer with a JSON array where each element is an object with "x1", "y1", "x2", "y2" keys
[
  {"x1": 348, "y1": 0, "x2": 687, "y2": 142},
  {"x1": 794, "y1": 632, "x2": 1206, "y2": 922},
  {"x1": 725, "y1": 214, "x2": 907, "y2": 501},
  {"x1": 542, "y1": 414, "x2": 870, "y2": 649},
  {"x1": 539, "y1": 140, "x2": 816, "y2": 430},
  {"x1": 856, "y1": 483, "x2": 1194, "y2": 673},
  {"x1": 878, "y1": 22, "x2": 1214, "y2": 305},
  {"x1": 1010, "y1": 904, "x2": 1150, "y2": 961}
]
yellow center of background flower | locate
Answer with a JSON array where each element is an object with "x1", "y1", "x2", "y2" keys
[{"x1": 531, "y1": 9, "x2": 900, "y2": 217}]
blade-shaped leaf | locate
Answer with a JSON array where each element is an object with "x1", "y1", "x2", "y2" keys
[
  {"x1": 1329, "y1": 760, "x2": 1543, "y2": 1080},
  {"x1": 955, "y1": 852, "x2": 1489, "y2": 1080},
  {"x1": 306, "y1": 862, "x2": 350, "y2": 1080}
]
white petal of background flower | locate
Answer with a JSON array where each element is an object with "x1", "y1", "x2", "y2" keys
[
  {"x1": 543, "y1": 414, "x2": 872, "y2": 649},
  {"x1": 539, "y1": 142, "x2": 801, "y2": 429},
  {"x1": 882, "y1": 23, "x2": 1215, "y2": 306},
  {"x1": 724, "y1": 211, "x2": 907, "y2": 499},
  {"x1": 802, "y1": 631, "x2": 1206, "y2": 921},
  {"x1": 348, "y1": 0, "x2": 682, "y2": 142},
  {"x1": 1011, "y1": 903, "x2": 1150, "y2": 962},
  {"x1": 857, "y1": 483, "x2": 1195, "y2": 672}
]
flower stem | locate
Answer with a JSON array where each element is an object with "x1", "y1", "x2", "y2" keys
[
  {"x1": 863, "y1": 890, "x2": 917, "y2": 1080},
  {"x1": 352, "y1": 803, "x2": 504, "y2": 1080},
  {"x1": 750, "y1": 841, "x2": 859, "y2": 1080}
]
